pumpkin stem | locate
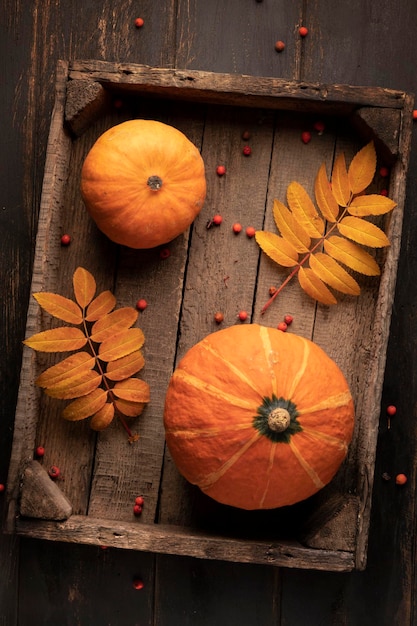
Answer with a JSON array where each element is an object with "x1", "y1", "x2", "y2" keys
[
  {"x1": 268, "y1": 407, "x2": 291, "y2": 433},
  {"x1": 147, "y1": 175, "x2": 163, "y2": 191}
]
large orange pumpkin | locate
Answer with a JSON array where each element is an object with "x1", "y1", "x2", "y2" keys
[
  {"x1": 80, "y1": 119, "x2": 206, "y2": 249},
  {"x1": 163, "y1": 324, "x2": 354, "y2": 510}
]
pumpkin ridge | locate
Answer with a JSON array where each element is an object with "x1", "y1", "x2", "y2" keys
[
  {"x1": 287, "y1": 337, "x2": 310, "y2": 398},
  {"x1": 172, "y1": 368, "x2": 257, "y2": 410},
  {"x1": 299, "y1": 426, "x2": 349, "y2": 451},
  {"x1": 289, "y1": 439, "x2": 326, "y2": 490},
  {"x1": 198, "y1": 431, "x2": 262, "y2": 491},
  {"x1": 297, "y1": 390, "x2": 353, "y2": 416},
  {"x1": 200, "y1": 340, "x2": 265, "y2": 398},
  {"x1": 259, "y1": 441, "x2": 278, "y2": 508},
  {"x1": 258, "y1": 326, "x2": 280, "y2": 395},
  {"x1": 165, "y1": 423, "x2": 255, "y2": 439}
]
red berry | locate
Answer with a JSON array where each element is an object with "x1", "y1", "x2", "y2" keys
[
  {"x1": 314, "y1": 120, "x2": 325, "y2": 134},
  {"x1": 413, "y1": 110, "x2": 417, "y2": 120},
  {"x1": 100, "y1": 545, "x2": 109, "y2": 550},
  {"x1": 386, "y1": 405, "x2": 397, "y2": 416},
  {"x1": 245, "y1": 226, "x2": 256, "y2": 238},
  {"x1": 241, "y1": 130, "x2": 251, "y2": 140},
  {"x1": 60, "y1": 234, "x2": 71, "y2": 246},
  {"x1": 0, "y1": 484, "x2": 5, "y2": 493},
  {"x1": 277, "y1": 322, "x2": 288, "y2": 332},
  {"x1": 301, "y1": 131, "x2": 311, "y2": 144},
  {"x1": 113, "y1": 98, "x2": 123, "y2": 109},
  {"x1": 299, "y1": 26, "x2": 308, "y2": 37},
  {"x1": 395, "y1": 473, "x2": 408, "y2": 485},
  {"x1": 133, "y1": 504, "x2": 143, "y2": 516},
  {"x1": 269, "y1": 286, "x2": 277, "y2": 296},
  {"x1": 135, "y1": 496, "x2": 145, "y2": 506},
  {"x1": 380, "y1": 189, "x2": 388, "y2": 196},
  {"x1": 159, "y1": 248, "x2": 170, "y2": 259},
  {"x1": 242, "y1": 145, "x2": 252, "y2": 156},
  {"x1": 275, "y1": 40, "x2": 285, "y2": 52},
  {"x1": 136, "y1": 299, "x2": 148, "y2": 311},
  {"x1": 214, "y1": 312, "x2": 224, "y2": 324},
  {"x1": 212, "y1": 214, "x2": 223, "y2": 225},
  {"x1": 238, "y1": 310, "x2": 248, "y2": 322},
  {"x1": 216, "y1": 165, "x2": 226, "y2": 176},
  {"x1": 284, "y1": 314, "x2": 293, "y2": 325},
  {"x1": 48, "y1": 465, "x2": 60, "y2": 479},
  {"x1": 232, "y1": 223, "x2": 242, "y2": 234},
  {"x1": 133, "y1": 578, "x2": 144, "y2": 590},
  {"x1": 379, "y1": 166, "x2": 389, "y2": 177},
  {"x1": 35, "y1": 446, "x2": 45, "y2": 458},
  {"x1": 134, "y1": 17, "x2": 144, "y2": 27}
]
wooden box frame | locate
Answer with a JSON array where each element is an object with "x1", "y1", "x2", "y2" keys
[{"x1": 4, "y1": 60, "x2": 414, "y2": 572}]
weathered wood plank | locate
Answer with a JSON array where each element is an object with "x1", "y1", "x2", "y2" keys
[{"x1": 15, "y1": 515, "x2": 356, "y2": 571}]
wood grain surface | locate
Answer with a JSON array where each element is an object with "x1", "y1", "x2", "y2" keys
[{"x1": 2, "y1": 1, "x2": 417, "y2": 624}]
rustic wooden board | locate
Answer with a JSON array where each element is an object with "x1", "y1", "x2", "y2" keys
[{"x1": 5, "y1": 60, "x2": 414, "y2": 573}]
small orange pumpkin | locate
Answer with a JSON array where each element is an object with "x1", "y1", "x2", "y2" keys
[
  {"x1": 80, "y1": 119, "x2": 206, "y2": 249},
  {"x1": 163, "y1": 324, "x2": 354, "y2": 510}
]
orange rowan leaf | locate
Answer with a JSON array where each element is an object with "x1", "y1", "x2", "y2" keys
[
  {"x1": 273, "y1": 199, "x2": 311, "y2": 252},
  {"x1": 112, "y1": 378, "x2": 150, "y2": 403},
  {"x1": 44, "y1": 370, "x2": 102, "y2": 399},
  {"x1": 348, "y1": 194, "x2": 397, "y2": 217},
  {"x1": 298, "y1": 267, "x2": 337, "y2": 306},
  {"x1": 36, "y1": 352, "x2": 96, "y2": 388},
  {"x1": 62, "y1": 388, "x2": 108, "y2": 421},
  {"x1": 309, "y1": 252, "x2": 361, "y2": 296},
  {"x1": 314, "y1": 163, "x2": 339, "y2": 222},
  {"x1": 90, "y1": 403, "x2": 115, "y2": 431},
  {"x1": 73, "y1": 267, "x2": 96, "y2": 308},
  {"x1": 348, "y1": 141, "x2": 376, "y2": 195},
  {"x1": 98, "y1": 328, "x2": 145, "y2": 362},
  {"x1": 338, "y1": 216, "x2": 390, "y2": 247},
  {"x1": 85, "y1": 290, "x2": 117, "y2": 321},
  {"x1": 105, "y1": 350, "x2": 145, "y2": 381},
  {"x1": 255, "y1": 231, "x2": 299, "y2": 267},
  {"x1": 323, "y1": 236, "x2": 380, "y2": 276},
  {"x1": 23, "y1": 327, "x2": 87, "y2": 352},
  {"x1": 287, "y1": 181, "x2": 324, "y2": 237},
  {"x1": 90, "y1": 307, "x2": 139, "y2": 343},
  {"x1": 114, "y1": 398, "x2": 147, "y2": 418},
  {"x1": 331, "y1": 153, "x2": 351, "y2": 207},
  {"x1": 33, "y1": 293, "x2": 83, "y2": 324}
]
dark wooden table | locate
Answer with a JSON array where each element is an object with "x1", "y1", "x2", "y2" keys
[{"x1": 2, "y1": 2, "x2": 417, "y2": 624}]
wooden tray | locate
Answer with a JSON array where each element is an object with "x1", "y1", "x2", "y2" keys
[{"x1": 5, "y1": 60, "x2": 414, "y2": 572}]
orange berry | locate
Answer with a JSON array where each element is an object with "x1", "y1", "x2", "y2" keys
[
  {"x1": 245, "y1": 226, "x2": 256, "y2": 238},
  {"x1": 216, "y1": 165, "x2": 226, "y2": 176},
  {"x1": 232, "y1": 223, "x2": 242, "y2": 234},
  {"x1": 386, "y1": 405, "x2": 397, "y2": 416},
  {"x1": 60, "y1": 234, "x2": 71, "y2": 246},
  {"x1": 238, "y1": 310, "x2": 248, "y2": 322},
  {"x1": 277, "y1": 322, "x2": 288, "y2": 332},
  {"x1": 133, "y1": 578, "x2": 144, "y2": 590},
  {"x1": 212, "y1": 214, "x2": 223, "y2": 225},
  {"x1": 395, "y1": 473, "x2": 408, "y2": 485},
  {"x1": 275, "y1": 40, "x2": 285, "y2": 52},
  {"x1": 136, "y1": 299, "x2": 148, "y2": 311},
  {"x1": 379, "y1": 166, "x2": 389, "y2": 177},
  {"x1": 284, "y1": 314, "x2": 293, "y2": 325},
  {"x1": 214, "y1": 312, "x2": 224, "y2": 324},
  {"x1": 134, "y1": 17, "x2": 144, "y2": 28},
  {"x1": 299, "y1": 26, "x2": 308, "y2": 37},
  {"x1": 413, "y1": 110, "x2": 417, "y2": 120},
  {"x1": 301, "y1": 131, "x2": 311, "y2": 144}
]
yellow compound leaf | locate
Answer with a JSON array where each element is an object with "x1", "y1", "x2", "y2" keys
[
  {"x1": 314, "y1": 163, "x2": 340, "y2": 223},
  {"x1": 90, "y1": 307, "x2": 139, "y2": 343},
  {"x1": 85, "y1": 290, "x2": 117, "y2": 321},
  {"x1": 36, "y1": 352, "x2": 96, "y2": 388},
  {"x1": 287, "y1": 181, "x2": 324, "y2": 237},
  {"x1": 62, "y1": 388, "x2": 108, "y2": 421},
  {"x1": 309, "y1": 252, "x2": 361, "y2": 296},
  {"x1": 348, "y1": 194, "x2": 397, "y2": 217},
  {"x1": 114, "y1": 398, "x2": 147, "y2": 418},
  {"x1": 23, "y1": 327, "x2": 87, "y2": 352},
  {"x1": 73, "y1": 267, "x2": 96, "y2": 308},
  {"x1": 90, "y1": 403, "x2": 115, "y2": 431},
  {"x1": 98, "y1": 328, "x2": 145, "y2": 362},
  {"x1": 298, "y1": 267, "x2": 337, "y2": 306},
  {"x1": 255, "y1": 231, "x2": 299, "y2": 267},
  {"x1": 112, "y1": 378, "x2": 150, "y2": 403},
  {"x1": 331, "y1": 153, "x2": 351, "y2": 207},
  {"x1": 45, "y1": 370, "x2": 102, "y2": 399},
  {"x1": 338, "y1": 216, "x2": 390, "y2": 248},
  {"x1": 324, "y1": 236, "x2": 380, "y2": 276},
  {"x1": 348, "y1": 141, "x2": 376, "y2": 195},
  {"x1": 33, "y1": 293, "x2": 83, "y2": 325},
  {"x1": 105, "y1": 350, "x2": 145, "y2": 381},
  {"x1": 273, "y1": 199, "x2": 311, "y2": 252}
]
